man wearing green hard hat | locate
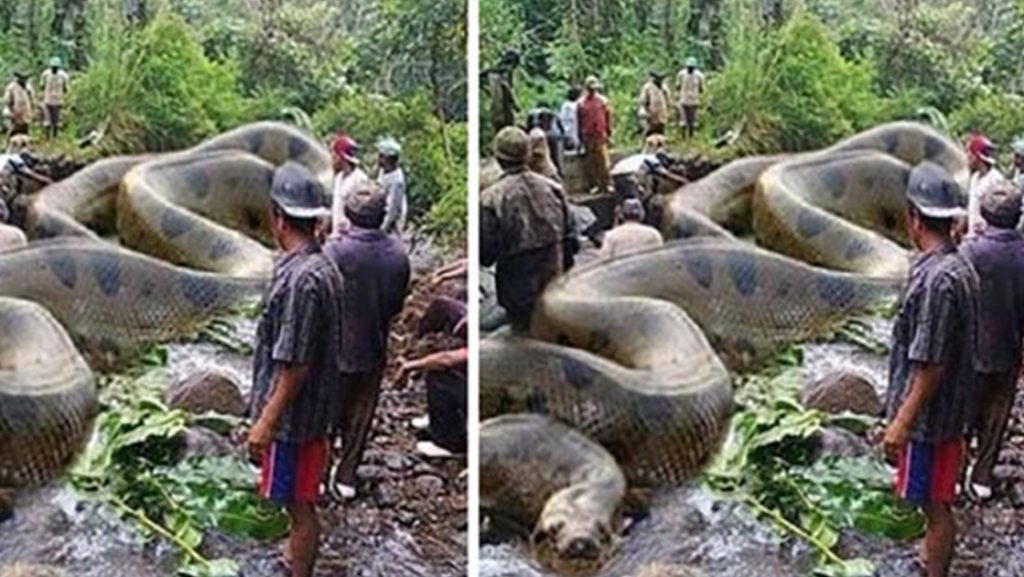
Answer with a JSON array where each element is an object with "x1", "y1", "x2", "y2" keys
[
  {"x1": 675, "y1": 55, "x2": 705, "y2": 140},
  {"x1": 41, "y1": 56, "x2": 69, "y2": 140}
]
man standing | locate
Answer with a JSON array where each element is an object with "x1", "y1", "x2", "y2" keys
[
  {"x1": 559, "y1": 87, "x2": 582, "y2": 152},
  {"x1": 328, "y1": 134, "x2": 367, "y2": 236},
  {"x1": 323, "y1": 182, "x2": 410, "y2": 500},
  {"x1": 964, "y1": 134, "x2": 1003, "y2": 237},
  {"x1": 960, "y1": 183, "x2": 1024, "y2": 501},
  {"x1": 247, "y1": 162, "x2": 344, "y2": 577},
  {"x1": 484, "y1": 50, "x2": 520, "y2": 135},
  {"x1": 376, "y1": 137, "x2": 407, "y2": 235},
  {"x1": 481, "y1": 126, "x2": 572, "y2": 331},
  {"x1": 600, "y1": 198, "x2": 663, "y2": 258},
  {"x1": 883, "y1": 161, "x2": 978, "y2": 577},
  {"x1": 638, "y1": 72, "x2": 670, "y2": 136},
  {"x1": 676, "y1": 57, "x2": 705, "y2": 140},
  {"x1": 577, "y1": 75, "x2": 612, "y2": 194},
  {"x1": 40, "y1": 58, "x2": 69, "y2": 140},
  {"x1": 4, "y1": 73, "x2": 34, "y2": 137},
  {"x1": 1011, "y1": 137, "x2": 1024, "y2": 190}
]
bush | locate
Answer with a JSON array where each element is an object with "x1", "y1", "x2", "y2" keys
[
  {"x1": 314, "y1": 90, "x2": 466, "y2": 241},
  {"x1": 72, "y1": 10, "x2": 252, "y2": 153},
  {"x1": 950, "y1": 92, "x2": 1024, "y2": 164},
  {"x1": 709, "y1": 13, "x2": 886, "y2": 154}
]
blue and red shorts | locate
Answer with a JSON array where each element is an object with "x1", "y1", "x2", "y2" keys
[
  {"x1": 259, "y1": 438, "x2": 329, "y2": 505},
  {"x1": 894, "y1": 438, "x2": 964, "y2": 505}
]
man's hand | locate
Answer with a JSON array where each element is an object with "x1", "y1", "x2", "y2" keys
[
  {"x1": 882, "y1": 419, "x2": 910, "y2": 465},
  {"x1": 247, "y1": 419, "x2": 273, "y2": 463}
]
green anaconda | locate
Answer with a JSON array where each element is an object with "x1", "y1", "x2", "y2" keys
[
  {"x1": 480, "y1": 121, "x2": 967, "y2": 573},
  {"x1": 1, "y1": 122, "x2": 331, "y2": 499}
]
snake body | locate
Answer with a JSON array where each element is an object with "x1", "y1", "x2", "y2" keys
[
  {"x1": 481, "y1": 121, "x2": 967, "y2": 572},
  {"x1": 1, "y1": 122, "x2": 331, "y2": 496}
]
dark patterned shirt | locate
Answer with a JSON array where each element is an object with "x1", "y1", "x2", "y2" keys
[
  {"x1": 250, "y1": 242, "x2": 344, "y2": 443},
  {"x1": 960, "y1": 228, "x2": 1024, "y2": 374},
  {"x1": 886, "y1": 241, "x2": 979, "y2": 442}
]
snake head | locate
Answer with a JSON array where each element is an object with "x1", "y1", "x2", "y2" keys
[{"x1": 531, "y1": 513, "x2": 615, "y2": 576}]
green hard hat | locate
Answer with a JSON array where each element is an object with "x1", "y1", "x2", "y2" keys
[
  {"x1": 49, "y1": 56, "x2": 62, "y2": 68},
  {"x1": 493, "y1": 126, "x2": 529, "y2": 165},
  {"x1": 685, "y1": 56, "x2": 699, "y2": 68}
]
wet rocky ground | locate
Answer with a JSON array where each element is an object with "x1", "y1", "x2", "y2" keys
[
  {"x1": 0, "y1": 255, "x2": 468, "y2": 577},
  {"x1": 482, "y1": 313, "x2": 1024, "y2": 577}
]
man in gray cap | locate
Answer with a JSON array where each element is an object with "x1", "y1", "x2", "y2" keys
[
  {"x1": 481, "y1": 126, "x2": 573, "y2": 331},
  {"x1": 600, "y1": 197, "x2": 663, "y2": 259},
  {"x1": 960, "y1": 182, "x2": 1024, "y2": 502},
  {"x1": 247, "y1": 162, "x2": 344, "y2": 577},
  {"x1": 883, "y1": 161, "x2": 979, "y2": 577},
  {"x1": 323, "y1": 181, "x2": 410, "y2": 500},
  {"x1": 375, "y1": 137, "x2": 407, "y2": 235}
]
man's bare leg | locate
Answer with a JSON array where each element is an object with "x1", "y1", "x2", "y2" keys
[
  {"x1": 922, "y1": 502, "x2": 955, "y2": 577},
  {"x1": 287, "y1": 502, "x2": 320, "y2": 577}
]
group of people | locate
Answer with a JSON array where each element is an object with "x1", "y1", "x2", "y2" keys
[
  {"x1": 241, "y1": 134, "x2": 465, "y2": 577},
  {"x1": 485, "y1": 49, "x2": 707, "y2": 197},
  {"x1": 882, "y1": 134, "x2": 1024, "y2": 577},
  {"x1": 3, "y1": 57, "x2": 70, "y2": 140}
]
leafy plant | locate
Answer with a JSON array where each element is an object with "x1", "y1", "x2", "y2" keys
[
  {"x1": 704, "y1": 358, "x2": 924, "y2": 576},
  {"x1": 71, "y1": 360, "x2": 286, "y2": 576}
]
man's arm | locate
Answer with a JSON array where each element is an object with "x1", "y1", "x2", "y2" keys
[
  {"x1": 247, "y1": 363, "x2": 310, "y2": 458},
  {"x1": 403, "y1": 348, "x2": 468, "y2": 374},
  {"x1": 480, "y1": 205, "x2": 502, "y2": 267},
  {"x1": 883, "y1": 363, "x2": 942, "y2": 462}
]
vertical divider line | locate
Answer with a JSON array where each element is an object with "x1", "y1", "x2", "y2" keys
[{"x1": 465, "y1": 0, "x2": 481, "y2": 574}]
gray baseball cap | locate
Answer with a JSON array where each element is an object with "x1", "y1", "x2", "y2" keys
[
  {"x1": 270, "y1": 162, "x2": 330, "y2": 219},
  {"x1": 980, "y1": 180, "x2": 1023, "y2": 229},
  {"x1": 905, "y1": 161, "x2": 965, "y2": 219}
]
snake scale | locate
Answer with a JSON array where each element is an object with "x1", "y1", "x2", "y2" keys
[
  {"x1": 0, "y1": 122, "x2": 332, "y2": 500},
  {"x1": 480, "y1": 121, "x2": 968, "y2": 573}
]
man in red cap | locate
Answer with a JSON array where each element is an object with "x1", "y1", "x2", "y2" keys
[
  {"x1": 329, "y1": 134, "x2": 368, "y2": 236},
  {"x1": 965, "y1": 134, "x2": 1004, "y2": 238}
]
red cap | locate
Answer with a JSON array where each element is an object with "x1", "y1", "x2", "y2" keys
[
  {"x1": 967, "y1": 134, "x2": 995, "y2": 165},
  {"x1": 331, "y1": 134, "x2": 360, "y2": 164}
]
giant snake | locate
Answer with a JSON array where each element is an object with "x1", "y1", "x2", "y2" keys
[
  {"x1": 0, "y1": 122, "x2": 332, "y2": 501},
  {"x1": 480, "y1": 122, "x2": 967, "y2": 573}
]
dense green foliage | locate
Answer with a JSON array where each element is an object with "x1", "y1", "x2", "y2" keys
[
  {"x1": 0, "y1": 0, "x2": 466, "y2": 238},
  {"x1": 70, "y1": 347, "x2": 285, "y2": 577},
  {"x1": 482, "y1": 0, "x2": 1024, "y2": 162},
  {"x1": 705, "y1": 348, "x2": 923, "y2": 577}
]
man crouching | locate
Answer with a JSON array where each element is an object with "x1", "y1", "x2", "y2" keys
[
  {"x1": 247, "y1": 162, "x2": 344, "y2": 577},
  {"x1": 883, "y1": 161, "x2": 979, "y2": 577}
]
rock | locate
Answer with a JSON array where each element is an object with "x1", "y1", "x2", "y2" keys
[
  {"x1": 355, "y1": 465, "x2": 389, "y2": 483},
  {"x1": 812, "y1": 426, "x2": 872, "y2": 460},
  {"x1": 1010, "y1": 484, "x2": 1024, "y2": 509},
  {"x1": 165, "y1": 370, "x2": 246, "y2": 417},
  {"x1": 374, "y1": 484, "x2": 400, "y2": 508},
  {"x1": 0, "y1": 565, "x2": 68, "y2": 577},
  {"x1": 800, "y1": 371, "x2": 883, "y2": 416},
  {"x1": 0, "y1": 223, "x2": 27, "y2": 250},
  {"x1": 414, "y1": 474, "x2": 444, "y2": 497},
  {"x1": 629, "y1": 564, "x2": 702, "y2": 577},
  {"x1": 177, "y1": 427, "x2": 235, "y2": 460}
]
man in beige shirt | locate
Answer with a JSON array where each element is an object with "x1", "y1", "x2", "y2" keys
[
  {"x1": 601, "y1": 198, "x2": 663, "y2": 259},
  {"x1": 638, "y1": 72, "x2": 670, "y2": 136},
  {"x1": 676, "y1": 56, "x2": 705, "y2": 140},
  {"x1": 41, "y1": 57, "x2": 69, "y2": 139},
  {"x1": 4, "y1": 72, "x2": 34, "y2": 137}
]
